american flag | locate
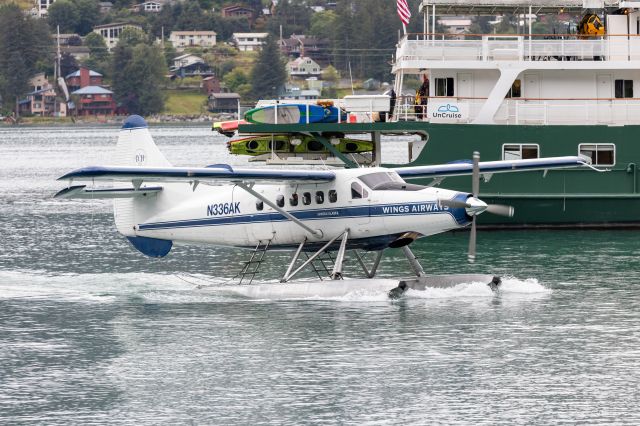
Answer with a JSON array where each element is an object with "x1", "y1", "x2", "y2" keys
[{"x1": 397, "y1": 0, "x2": 411, "y2": 26}]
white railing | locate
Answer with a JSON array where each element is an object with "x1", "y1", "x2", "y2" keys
[
  {"x1": 395, "y1": 33, "x2": 640, "y2": 64},
  {"x1": 392, "y1": 97, "x2": 640, "y2": 126}
]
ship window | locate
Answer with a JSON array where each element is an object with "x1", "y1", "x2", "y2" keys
[
  {"x1": 302, "y1": 192, "x2": 311, "y2": 205},
  {"x1": 505, "y1": 79, "x2": 522, "y2": 98},
  {"x1": 328, "y1": 190, "x2": 338, "y2": 203},
  {"x1": 615, "y1": 80, "x2": 633, "y2": 98},
  {"x1": 503, "y1": 144, "x2": 539, "y2": 161},
  {"x1": 316, "y1": 191, "x2": 324, "y2": 204},
  {"x1": 289, "y1": 193, "x2": 299, "y2": 206},
  {"x1": 579, "y1": 144, "x2": 615, "y2": 166},
  {"x1": 256, "y1": 200, "x2": 263, "y2": 211},
  {"x1": 435, "y1": 77, "x2": 454, "y2": 97}
]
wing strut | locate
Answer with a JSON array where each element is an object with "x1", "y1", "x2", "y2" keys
[{"x1": 236, "y1": 182, "x2": 323, "y2": 238}]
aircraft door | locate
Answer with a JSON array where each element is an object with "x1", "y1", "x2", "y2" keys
[
  {"x1": 349, "y1": 181, "x2": 371, "y2": 234},
  {"x1": 243, "y1": 187, "x2": 275, "y2": 245}
]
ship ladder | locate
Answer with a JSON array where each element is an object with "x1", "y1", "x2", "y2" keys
[{"x1": 238, "y1": 239, "x2": 272, "y2": 285}]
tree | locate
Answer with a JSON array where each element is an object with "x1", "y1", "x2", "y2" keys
[
  {"x1": 111, "y1": 39, "x2": 166, "y2": 115},
  {"x1": 60, "y1": 52, "x2": 78, "y2": 78},
  {"x1": 0, "y1": 4, "x2": 52, "y2": 113},
  {"x1": 83, "y1": 32, "x2": 110, "y2": 74},
  {"x1": 47, "y1": 0, "x2": 79, "y2": 33},
  {"x1": 47, "y1": 0, "x2": 100, "y2": 36},
  {"x1": 250, "y1": 36, "x2": 286, "y2": 100}
]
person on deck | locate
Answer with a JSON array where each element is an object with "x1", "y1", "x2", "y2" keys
[{"x1": 416, "y1": 76, "x2": 429, "y2": 119}]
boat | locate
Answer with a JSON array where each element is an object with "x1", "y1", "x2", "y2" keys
[
  {"x1": 381, "y1": 0, "x2": 640, "y2": 227},
  {"x1": 213, "y1": 119, "x2": 247, "y2": 137},
  {"x1": 227, "y1": 134, "x2": 373, "y2": 155}
]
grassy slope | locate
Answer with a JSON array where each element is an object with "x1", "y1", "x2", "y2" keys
[{"x1": 163, "y1": 90, "x2": 208, "y2": 115}]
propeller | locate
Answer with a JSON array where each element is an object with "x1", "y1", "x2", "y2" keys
[
  {"x1": 466, "y1": 152, "x2": 514, "y2": 263},
  {"x1": 436, "y1": 152, "x2": 515, "y2": 262}
]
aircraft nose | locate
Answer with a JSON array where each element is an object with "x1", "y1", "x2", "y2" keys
[{"x1": 465, "y1": 197, "x2": 488, "y2": 216}]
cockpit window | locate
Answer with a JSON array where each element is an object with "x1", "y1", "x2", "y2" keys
[
  {"x1": 351, "y1": 182, "x2": 366, "y2": 199},
  {"x1": 359, "y1": 172, "x2": 404, "y2": 190},
  {"x1": 358, "y1": 171, "x2": 421, "y2": 191}
]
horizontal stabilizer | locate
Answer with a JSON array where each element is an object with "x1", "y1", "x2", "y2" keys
[{"x1": 54, "y1": 185, "x2": 163, "y2": 199}]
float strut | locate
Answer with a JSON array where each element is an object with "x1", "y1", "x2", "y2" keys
[
  {"x1": 281, "y1": 231, "x2": 346, "y2": 283},
  {"x1": 354, "y1": 250, "x2": 384, "y2": 278},
  {"x1": 330, "y1": 229, "x2": 349, "y2": 280},
  {"x1": 401, "y1": 245, "x2": 425, "y2": 277},
  {"x1": 281, "y1": 238, "x2": 306, "y2": 283}
]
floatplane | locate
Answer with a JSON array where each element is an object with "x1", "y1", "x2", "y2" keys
[{"x1": 55, "y1": 115, "x2": 594, "y2": 298}]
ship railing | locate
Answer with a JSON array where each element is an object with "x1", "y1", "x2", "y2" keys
[
  {"x1": 391, "y1": 96, "x2": 640, "y2": 126},
  {"x1": 396, "y1": 33, "x2": 640, "y2": 63}
]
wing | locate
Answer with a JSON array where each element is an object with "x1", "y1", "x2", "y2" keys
[
  {"x1": 393, "y1": 155, "x2": 595, "y2": 180},
  {"x1": 57, "y1": 164, "x2": 336, "y2": 185}
]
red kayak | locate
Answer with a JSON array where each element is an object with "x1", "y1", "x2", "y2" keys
[{"x1": 212, "y1": 119, "x2": 248, "y2": 136}]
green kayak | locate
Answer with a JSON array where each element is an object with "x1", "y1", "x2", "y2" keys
[{"x1": 227, "y1": 134, "x2": 373, "y2": 156}]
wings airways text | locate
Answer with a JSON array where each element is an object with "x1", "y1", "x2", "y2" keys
[{"x1": 380, "y1": 203, "x2": 447, "y2": 214}]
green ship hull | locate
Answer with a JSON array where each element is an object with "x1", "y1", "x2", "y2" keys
[{"x1": 403, "y1": 122, "x2": 640, "y2": 227}]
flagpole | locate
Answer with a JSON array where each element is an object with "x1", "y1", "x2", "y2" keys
[{"x1": 402, "y1": 23, "x2": 407, "y2": 35}]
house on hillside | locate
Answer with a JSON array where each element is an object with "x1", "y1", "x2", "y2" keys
[
  {"x1": 201, "y1": 76, "x2": 221, "y2": 95},
  {"x1": 208, "y1": 92, "x2": 240, "y2": 113},
  {"x1": 232, "y1": 32, "x2": 268, "y2": 51},
  {"x1": 36, "y1": 0, "x2": 55, "y2": 17},
  {"x1": 280, "y1": 35, "x2": 329, "y2": 62},
  {"x1": 66, "y1": 67, "x2": 115, "y2": 116},
  {"x1": 18, "y1": 73, "x2": 67, "y2": 117},
  {"x1": 71, "y1": 86, "x2": 116, "y2": 116},
  {"x1": 130, "y1": 1, "x2": 162, "y2": 13},
  {"x1": 169, "y1": 31, "x2": 217, "y2": 50},
  {"x1": 279, "y1": 87, "x2": 320, "y2": 101},
  {"x1": 287, "y1": 57, "x2": 322, "y2": 79},
  {"x1": 170, "y1": 54, "x2": 213, "y2": 78},
  {"x1": 222, "y1": 5, "x2": 254, "y2": 20},
  {"x1": 66, "y1": 67, "x2": 104, "y2": 92},
  {"x1": 92, "y1": 23, "x2": 144, "y2": 50}
]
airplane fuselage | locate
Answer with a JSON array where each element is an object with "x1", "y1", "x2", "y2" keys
[{"x1": 121, "y1": 168, "x2": 472, "y2": 251}]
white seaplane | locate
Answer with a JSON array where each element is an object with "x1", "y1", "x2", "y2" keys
[{"x1": 56, "y1": 115, "x2": 594, "y2": 298}]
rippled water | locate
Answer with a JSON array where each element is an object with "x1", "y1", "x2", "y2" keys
[{"x1": 1, "y1": 125, "x2": 640, "y2": 424}]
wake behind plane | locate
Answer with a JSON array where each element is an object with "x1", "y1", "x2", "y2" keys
[{"x1": 55, "y1": 115, "x2": 595, "y2": 298}]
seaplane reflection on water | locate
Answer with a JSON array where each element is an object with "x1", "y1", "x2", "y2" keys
[{"x1": 55, "y1": 115, "x2": 595, "y2": 298}]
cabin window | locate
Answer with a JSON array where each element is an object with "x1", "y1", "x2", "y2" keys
[
  {"x1": 316, "y1": 191, "x2": 324, "y2": 204},
  {"x1": 351, "y1": 182, "x2": 364, "y2": 199},
  {"x1": 503, "y1": 144, "x2": 539, "y2": 161},
  {"x1": 614, "y1": 80, "x2": 633, "y2": 98},
  {"x1": 276, "y1": 194, "x2": 285, "y2": 208},
  {"x1": 505, "y1": 79, "x2": 522, "y2": 98},
  {"x1": 579, "y1": 143, "x2": 615, "y2": 166},
  {"x1": 328, "y1": 190, "x2": 338, "y2": 203},
  {"x1": 302, "y1": 192, "x2": 312, "y2": 205},
  {"x1": 256, "y1": 200, "x2": 263, "y2": 211},
  {"x1": 289, "y1": 193, "x2": 299, "y2": 206},
  {"x1": 435, "y1": 77, "x2": 454, "y2": 97}
]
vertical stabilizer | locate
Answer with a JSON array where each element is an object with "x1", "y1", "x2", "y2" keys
[
  {"x1": 113, "y1": 115, "x2": 170, "y2": 238},
  {"x1": 113, "y1": 115, "x2": 171, "y2": 167}
]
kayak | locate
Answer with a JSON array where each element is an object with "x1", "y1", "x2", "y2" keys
[
  {"x1": 244, "y1": 104, "x2": 329, "y2": 124},
  {"x1": 227, "y1": 134, "x2": 373, "y2": 155},
  {"x1": 212, "y1": 119, "x2": 247, "y2": 136}
]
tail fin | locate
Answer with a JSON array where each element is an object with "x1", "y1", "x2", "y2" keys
[
  {"x1": 113, "y1": 115, "x2": 170, "y2": 245},
  {"x1": 112, "y1": 115, "x2": 171, "y2": 167}
]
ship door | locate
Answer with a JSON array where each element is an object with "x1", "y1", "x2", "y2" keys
[
  {"x1": 457, "y1": 73, "x2": 473, "y2": 99},
  {"x1": 597, "y1": 74, "x2": 613, "y2": 124},
  {"x1": 523, "y1": 74, "x2": 540, "y2": 99}
]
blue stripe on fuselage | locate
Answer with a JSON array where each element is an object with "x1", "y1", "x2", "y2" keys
[{"x1": 137, "y1": 201, "x2": 470, "y2": 231}]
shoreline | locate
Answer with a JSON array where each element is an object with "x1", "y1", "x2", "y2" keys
[{"x1": 1, "y1": 113, "x2": 238, "y2": 127}]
